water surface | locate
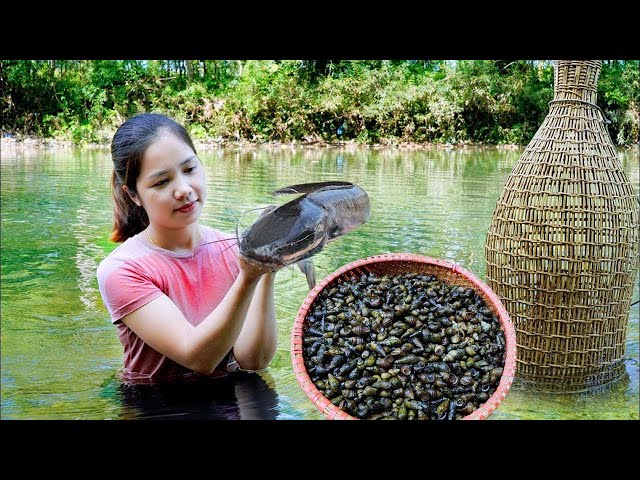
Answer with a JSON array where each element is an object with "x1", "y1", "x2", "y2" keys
[{"x1": 1, "y1": 144, "x2": 638, "y2": 420}]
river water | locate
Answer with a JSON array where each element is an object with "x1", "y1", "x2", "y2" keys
[{"x1": 1, "y1": 144, "x2": 638, "y2": 420}]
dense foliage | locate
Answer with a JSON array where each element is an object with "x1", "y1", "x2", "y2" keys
[{"x1": 1, "y1": 60, "x2": 638, "y2": 146}]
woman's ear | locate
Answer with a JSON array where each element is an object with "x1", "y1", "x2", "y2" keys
[{"x1": 123, "y1": 185, "x2": 142, "y2": 207}]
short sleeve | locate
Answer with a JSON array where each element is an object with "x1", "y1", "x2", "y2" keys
[{"x1": 97, "y1": 261, "x2": 164, "y2": 323}]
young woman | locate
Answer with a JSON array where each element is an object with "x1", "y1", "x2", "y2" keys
[{"x1": 97, "y1": 113, "x2": 279, "y2": 384}]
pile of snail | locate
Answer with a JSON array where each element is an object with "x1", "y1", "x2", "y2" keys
[{"x1": 302, "y1": 271, "x2": 506, "y2": 420}]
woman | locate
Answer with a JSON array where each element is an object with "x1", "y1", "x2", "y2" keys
[{"x1": 97, "y1": 112, "x2": 279, "y2": 384}]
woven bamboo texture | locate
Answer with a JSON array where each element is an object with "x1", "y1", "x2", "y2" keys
[
  {"x1": 291, "y1": 253, "x2": 517, "y2": 420},
  {"x1": 485, "y1": 60, "x2": 639, "y2": 393}
]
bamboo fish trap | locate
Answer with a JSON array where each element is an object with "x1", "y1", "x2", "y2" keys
[{"x1": 485, "y1": 60, "x2": 639, "y2": 392}]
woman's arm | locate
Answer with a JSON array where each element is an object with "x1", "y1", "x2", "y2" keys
[
  {"x1": 120, "y1": 258, "x2": 271, "y2": 375},
  {"x1": 233, "y1": 271, "x2": 277, "y2": 370}
]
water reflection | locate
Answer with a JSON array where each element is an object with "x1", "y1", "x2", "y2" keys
[
  {"x1": 500, "y1": 372, "x2": 635, "y2": 420},
  {"x1": 114, "y1": 370, "x2": 280, "y2": 420}
]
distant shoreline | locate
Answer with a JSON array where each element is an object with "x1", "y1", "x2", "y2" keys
[
  {"x1": 1, "y1": 136, "x2": 526, "y2": 153},
  {"x1": 4, "y1": 137, "x2": 637, "y2": 156}
]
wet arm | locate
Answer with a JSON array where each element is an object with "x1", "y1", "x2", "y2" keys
[
  {"x1": 120, "y1": 269, "x2": 262, "y2": 375},
  {"x1": 233, "y1": 272, "x2": 278, "y2": 370}
]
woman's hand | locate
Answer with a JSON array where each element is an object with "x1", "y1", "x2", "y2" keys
[{"x1": 238, "y1": 254, "x2": 282, "y2": 280}]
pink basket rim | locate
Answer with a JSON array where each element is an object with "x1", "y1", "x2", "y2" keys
[{"x1": 290, "y1": 252, "x2": 517, "y2": 420}]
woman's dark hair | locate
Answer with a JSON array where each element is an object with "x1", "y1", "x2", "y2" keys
[{"x1": 110, "y1": 113, "x2": 197, "y2": 242}]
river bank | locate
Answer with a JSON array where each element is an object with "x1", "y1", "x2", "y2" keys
[{"x1": 1, "y1": 135, "x2": 525, "y2": 154}]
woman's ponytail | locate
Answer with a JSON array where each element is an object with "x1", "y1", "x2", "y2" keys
[{"x1": 110, "y1": 170, "x2": 149, "y2": 242}]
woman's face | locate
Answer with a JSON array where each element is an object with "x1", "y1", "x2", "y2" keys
[{"x1": 130, "y1": 132, "x2": 206, "y2": 231}]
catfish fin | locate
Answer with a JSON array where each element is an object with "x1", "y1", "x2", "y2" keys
[
  {"x1": 297, "y1": 258, "x2": 317, "y2": 290},
  {"x1": 272, "y1": 181, "x2": 353, "y2": 196}
]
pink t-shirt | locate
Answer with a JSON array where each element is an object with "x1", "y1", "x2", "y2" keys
[{"x1": 96, "y1": 225, "x2": 241, "y2": 383}]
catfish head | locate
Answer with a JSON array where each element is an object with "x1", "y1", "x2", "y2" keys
[{"x1": 239, "y1": 197, "x2": 328, "y2": 268}]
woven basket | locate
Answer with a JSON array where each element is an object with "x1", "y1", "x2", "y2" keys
[
  {"x1": 485, "y1": 60, "x2": 640, "y2": 393},
  {"x1": 291, "y1": 253, "x2": 517, "y2": 420}
]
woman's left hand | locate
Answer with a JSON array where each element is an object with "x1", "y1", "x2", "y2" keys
[{"x1": 238, "y1": 254, "x2": 282, "y2": 279}]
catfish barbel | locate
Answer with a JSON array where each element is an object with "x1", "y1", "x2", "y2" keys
[{"x1": 239, "y1": 181, "x2": 371, "y2": 289}]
